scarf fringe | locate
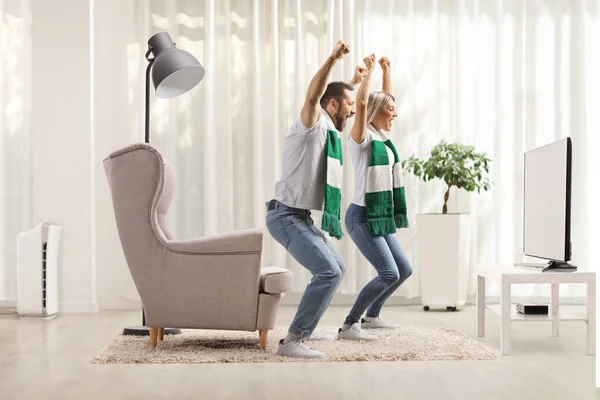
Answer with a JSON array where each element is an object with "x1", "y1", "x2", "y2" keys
[
  {"x1": 394, "y1": 213, "x2": 409, "y2": 229},
  {"x1": 368, "y1": 217, "x2": 397, "y2": 236},
  {"x1": 322, "y1": 211, "x2": 344, "y2": 239}
]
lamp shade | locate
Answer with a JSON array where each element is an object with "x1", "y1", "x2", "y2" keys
[{"x1": 147, "y1": 32, "x2": 205, "y2": 99}]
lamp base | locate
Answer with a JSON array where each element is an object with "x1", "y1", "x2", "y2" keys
[{"x1": 122, "y1": 326, "x2": 182, "y2": 336}]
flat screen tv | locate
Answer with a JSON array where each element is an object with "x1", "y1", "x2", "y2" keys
[{"x1": 522, "y1": 137, "x2": 576, "y2": 272}]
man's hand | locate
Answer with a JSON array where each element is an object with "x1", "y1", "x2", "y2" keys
[
  {"x1": 330, "y1": 40, "x2": 350, "y2": 60},
  {"x1": 363, "y1": 54, "x2": 376, "y2": 71},
  {"x1": 349, "y1": 65, "x2": 368, "y2": 86},
  {"x1": 379, "y1": 57, "x2": 391, "y2": 72}
]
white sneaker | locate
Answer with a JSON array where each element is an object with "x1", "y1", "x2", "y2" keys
[
  {"x1": 276, "y1": 339, "x2": 326, "y2": 359},
  {"x1": 306, "y1": 331, "x2": 335, "y2": 341},
  {"x1": 336, "y1": 323, "x2": 379, "y2": 341},
  {"x1": 361, "y1": 316, "x2": 396, "y2": 329}
]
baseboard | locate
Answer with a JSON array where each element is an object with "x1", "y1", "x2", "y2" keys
[
  {"x1": 3, "y1": 299, "x2": 106, "y2": 314},
  {"x1": 80, "y1": 293, "x2": 589, "y2": 312},
  {"x1": 280, "y1": 293, "x2": 422, "y2": 306},
  {"x1": 97, "y1": 298, "x2": 142, "y2": 311},
  {"x1": 280, "y1": 293, "x2": 589, "y2": 307},
  {"x1": 59, "y1": 301, "x2": 99, "y2": 313},
  {"x1": 3, "y1": 298, "x2": 101, "y2": 314},
  {"x1": 0, "y1": 298, "x2": 16, "y2": 314},
  {"x1": 0, "y1": 298, "x2": 16, "y2": 308}
]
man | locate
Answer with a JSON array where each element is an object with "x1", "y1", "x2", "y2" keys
[{"x1": 265, "y1": 41, "x2": 367, "y2": 359}]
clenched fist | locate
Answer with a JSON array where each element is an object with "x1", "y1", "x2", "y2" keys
[
  {"x1": 330, "y1": 40, "x2": 350, "y2": 60},
  {"x1": 352, "y1": 65, "x2": 368, "y2": 84},
  {"x1": 363, "y1": 54, "x2": 376, "y2": 71},
  {"x1": 379, "y1": 57, "x2": 391, "y2": 72}
]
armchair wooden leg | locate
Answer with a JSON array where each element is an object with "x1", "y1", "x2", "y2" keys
[
  {"x1": 149, "y1": 327, "x2": 158, "y2": 348},
  {"x1": 158, "y1": 328, "x2": 165, "y2": 341},
  {"x1": 259, "y1": 330, "x2": 268, "y2": 351}
]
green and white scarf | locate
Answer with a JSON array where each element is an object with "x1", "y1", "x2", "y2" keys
[
  {"x1": 365, "y1": 126, "x2": 409, "y2": 236},
  {"x1": 322, "y1": 129, "x2": 344, "y2": 239}
]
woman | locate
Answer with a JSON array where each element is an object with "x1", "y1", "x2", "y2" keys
[{"x1": 337, "y1": 55, "x2": 412, "y2": 341}]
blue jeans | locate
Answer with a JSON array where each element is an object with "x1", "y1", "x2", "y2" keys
[
  {"x1": 265, "y1": 200, "x2": 346, "y2": 338},
  {"x1": 344, "y1": 203, "x2": 412, "y2": 325}
]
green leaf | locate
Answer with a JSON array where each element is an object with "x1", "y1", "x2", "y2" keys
[{"x1": 402, "y1": 140, "x2": 494, "y2": 207}]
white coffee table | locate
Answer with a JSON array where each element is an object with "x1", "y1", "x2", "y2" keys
[{"x1": 475, "y1": 264, "x2": 595, "y2": 356}]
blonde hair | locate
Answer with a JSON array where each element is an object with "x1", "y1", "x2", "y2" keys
[{"x1": 366, "y1": 91, "x2": 395, "y2": 125}]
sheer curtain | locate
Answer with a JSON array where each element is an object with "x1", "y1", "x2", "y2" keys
[
  {"x1": 117, "y1": 0, "x2": 598, "y2": 304},
  {"x1": 0, "y1": 0, "x2": 31, "y2": 310}
]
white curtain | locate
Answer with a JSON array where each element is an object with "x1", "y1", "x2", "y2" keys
[
  {"x1": 0, "y1": 0, "x2": 31, "y2": 310},
  {"x1": 117, "y1": 0, "x2": 598, "y2": 304}
]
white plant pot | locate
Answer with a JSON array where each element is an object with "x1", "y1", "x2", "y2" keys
[{"x1": 416, "y1": 213, "x2": 471, "y2": 311}]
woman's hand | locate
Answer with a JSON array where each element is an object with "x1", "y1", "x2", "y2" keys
[
  {"x1": 379, "y1": 57, "x2": 392, "y2": 94},
  {"x1": 363, "y1": 54, "x2": 376, "y2": 71},
  {"x1": 351, "y1": 54, "x2": 376, "y2": 145},
  {"x1": 379, "y1": 57, "x2": 391, "y2": 72}
]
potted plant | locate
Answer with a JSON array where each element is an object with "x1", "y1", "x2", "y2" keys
[{"x1": 402, "y1": 141, "x2": 492, "y2": 311}]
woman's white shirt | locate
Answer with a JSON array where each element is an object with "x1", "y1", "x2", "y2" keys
[{"x1": 347, "y1": 124, "x2": 395, "y2": 207}]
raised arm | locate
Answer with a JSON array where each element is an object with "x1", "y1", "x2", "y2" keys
[
  {"x1": 350, "y1": 54, "x2": 376, "y2": 145},
  {"x1": 301, "y1": 40, "x2": 349, "y2": 129},
  {"x1": 379, "y1": 57, "x2": 392, "y2": 95}
]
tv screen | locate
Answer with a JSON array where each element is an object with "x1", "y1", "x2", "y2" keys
[{"x1": 523, "y1": 137, "x2": 572, "y2": 262}]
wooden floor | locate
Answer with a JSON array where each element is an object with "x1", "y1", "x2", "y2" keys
[{"x1": 0, "y1": 305, "x2": 596, "y2": 400}]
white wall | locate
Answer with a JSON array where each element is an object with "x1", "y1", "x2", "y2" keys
[
  {"x1": 30, "y1": 0, "x2": 97, "y2": 313},
  {"x1": 28, "y1": 0, "x2": 152, "y2": 312},
  {"x1": 28, "y1": 0, "x2": 141, "y2": 312},
  {"x1": 93, "y1": 0, "x2": 140, "y2": 310}
]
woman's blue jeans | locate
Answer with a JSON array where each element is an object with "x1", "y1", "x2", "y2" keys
[{"x1": 344, "y1": 203, "x2": 413, "y2": 325}]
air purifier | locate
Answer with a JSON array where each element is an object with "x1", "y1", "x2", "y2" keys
[{"x1": 16, "y1": 223, "x2": 61, "y2": 319}]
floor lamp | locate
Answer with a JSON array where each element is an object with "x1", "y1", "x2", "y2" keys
[{"x1": 123, "y1": 32, "x2": 205, "y2": 336}]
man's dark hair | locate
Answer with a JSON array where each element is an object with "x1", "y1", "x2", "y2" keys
[{"x1": 319, "y1": 81, "x2": 354, "y2": 109}]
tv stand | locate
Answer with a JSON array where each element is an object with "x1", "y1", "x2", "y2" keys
[
  {"x1": 476, "y1": 264, "x2": 595, "y2": 356},
  {"x1": 542, "y1": 261, "x2": 577, "y2": 272},
  {"x1": 514, "y1": 261, "x2": 577, "y2": 272}
]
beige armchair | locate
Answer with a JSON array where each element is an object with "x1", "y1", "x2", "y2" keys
[{"x1": 103, "y1": 143, "x2": 292, "y2": 350}]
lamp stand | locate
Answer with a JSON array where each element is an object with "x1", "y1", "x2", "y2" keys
[
  {"x1": 121, "y1": 57, "x2": 182, "y2": 337},
  {"x1": 145, "y1": 58, "x2": 153, "y2": 144}
]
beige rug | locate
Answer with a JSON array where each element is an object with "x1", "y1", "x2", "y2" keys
[{"x1": 92, "y1": 326, "x2": 496, "y2": 364}]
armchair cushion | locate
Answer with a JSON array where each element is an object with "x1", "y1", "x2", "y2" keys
[
  {"x1": 259, "y1": 267, "x2": 293, "y2": 294},
  {"x1": 165, "y1": 228, "x2": 263, "y2": 255}
]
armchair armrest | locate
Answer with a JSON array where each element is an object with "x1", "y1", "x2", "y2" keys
[
  {"x1": 164, "y1": 228, "x2": 263, "y2": 255},
  {"x1": 260, "y1": 266, "x2": 293, "y2": 294}
]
